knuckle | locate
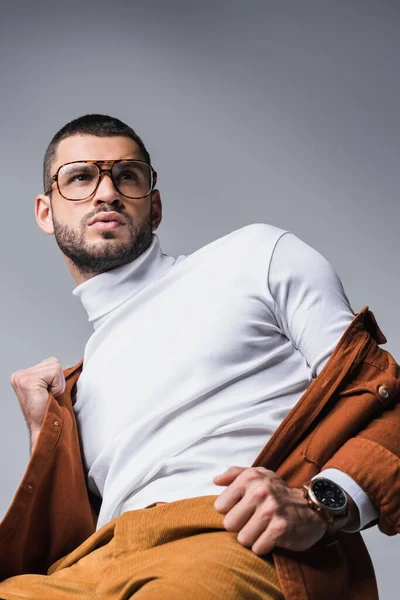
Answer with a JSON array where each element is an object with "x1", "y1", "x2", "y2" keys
[
  {"x1": 243, "y1": 468, "x2": 261, "y2": 483},
  {"x1": 44, "y1": 357, "x2": 60, "y2": 367},
  {"x1": 255, "y1": 467, "x2": 269, "y2": 475},
  {"x1": 266, "y1": 496, "x2": 279, "y2": 513},
  {"x1": 10, "y1": 371, "x2": 19, "y2": 384},
  {"x1": 271, "y1": 518, "x2": 288, "y2": 538},
  {"x1": 258, "y1": 505, "x2": 273, "y2": 521},
  {"x1": 251, "y1": 484, "x2": 268, "y2": 502}
]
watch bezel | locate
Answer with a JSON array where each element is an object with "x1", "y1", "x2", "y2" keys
[{"x1": 308, "y1": 478, "x2": 348, "y2": 513}]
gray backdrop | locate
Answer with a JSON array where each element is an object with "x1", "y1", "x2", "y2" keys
[{"x1": 0, "y1": 1, "x2": 398, "y2": 597}]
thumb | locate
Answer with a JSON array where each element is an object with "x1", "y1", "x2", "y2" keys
[
  {"x1": 213, "y1": 466, "x2": 246, "y2": 486},
  {"x1": 47, "y1": 370, "x2": 66, "y2": 399}
]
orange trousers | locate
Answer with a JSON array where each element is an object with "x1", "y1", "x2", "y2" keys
[{"x1": 0, "y1": 495, "x2": 283, "y2": 599}]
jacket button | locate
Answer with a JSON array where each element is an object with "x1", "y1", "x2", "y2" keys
[
  {"x1": 378, "y1": 385, "x2": 389, "y2": 399},
  {"x1": 53, "y1": 420, "x2": 60, "y2": 427}
]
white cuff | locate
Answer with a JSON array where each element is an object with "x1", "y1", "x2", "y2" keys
[{"x1": 312, "y1": 468, "x2": 379, "y2": 532}]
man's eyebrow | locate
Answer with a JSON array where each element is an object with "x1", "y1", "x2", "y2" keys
[{"x1": 60, "y1": 163, "x2": 91, "y2": 171}]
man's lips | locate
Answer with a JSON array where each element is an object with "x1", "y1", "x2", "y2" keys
[
  {"x1": 88, "y1": 211, "x2": 125, "y2": 225},
  {"x1": 88, "y1": 212, "x2": 127, "y2": 231},
  {"x1": 90, "y1": 221, "x2": 125, "y2": 231}
]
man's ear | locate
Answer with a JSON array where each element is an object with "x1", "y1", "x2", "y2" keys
[
  {"x1": 35, "y1": 194, "x2": 54, "y2": 235},
  {"x1": 150, "y1": 189, "x2": 162, "y2": 232}
]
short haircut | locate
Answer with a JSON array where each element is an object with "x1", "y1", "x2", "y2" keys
[{"x1": 43, "y1": 114, "x2": 151, "y2": 193}]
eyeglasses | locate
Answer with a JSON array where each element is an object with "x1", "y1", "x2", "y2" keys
[{"x1": 45, "y1": 159, "x2": 158, "y2": 201}]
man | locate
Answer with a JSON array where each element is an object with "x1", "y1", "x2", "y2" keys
[{"x1": 0, "y1": 114, "x2": 398, "y2": 599}]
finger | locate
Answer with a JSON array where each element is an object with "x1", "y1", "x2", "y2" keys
[
  {"x1": 222, "y1": 495, "x2": 258, "y2": 533},
  {"x1": 214, "y1": 483, "x2": 245, "y2": 513},
  {"x1": 251, "y1": 517, "x2": 288, "y2": 556},
  {"x1": 47, "y1": 368, "x2": 66, "y2": 398},
  {"x1": 235, "y1": 504, "x2": 274, "y2": 549},
  {"x1": 213, "y1": 466, "x2": 246, "y2": 486}
]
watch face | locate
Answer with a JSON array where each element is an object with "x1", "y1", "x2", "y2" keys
[{"x1": 310, "y1": 479, "x2": 347, "y2": 511}]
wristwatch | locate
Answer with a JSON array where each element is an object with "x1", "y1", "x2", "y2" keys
[{"x1": 302, "y1": 478, "x2": 349, "y2": 540}]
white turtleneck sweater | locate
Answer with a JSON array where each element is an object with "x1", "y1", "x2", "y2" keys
[{"x1": 73, "y1": 223, "x2": 377, "y2": 532}]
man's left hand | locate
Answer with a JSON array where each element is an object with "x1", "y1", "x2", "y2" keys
[{"x1": 213, "y1": 466, "x2": 328, "y2": 555}]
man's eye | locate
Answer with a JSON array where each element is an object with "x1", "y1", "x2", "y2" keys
[
  {"x1": 69, "y1": 173, "x2": 92, "y2": 183},
  {"x1": 119, "y1": 171, "x2": 137, "y2": 180}
]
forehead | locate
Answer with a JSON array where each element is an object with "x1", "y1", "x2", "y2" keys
[{"x1": 53, "y1": 135, "x2": 143, "y2": 171}]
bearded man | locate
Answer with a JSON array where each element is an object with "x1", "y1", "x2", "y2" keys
[{"x1": 0, "y1": 114, "x2": 398, "y2": 600}]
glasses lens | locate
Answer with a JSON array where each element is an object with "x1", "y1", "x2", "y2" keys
[
  {"x1": 112, "y1": 161, "x2": 152, "y2": 198},
  {"x1": 58, "y1": 163, "x2": 99, "y2": 200}
]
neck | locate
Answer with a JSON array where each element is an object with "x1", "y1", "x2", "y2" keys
[
  {"x1": 64, "y1": 255, "x2": 99, "y2": 286},
  {"x1": 72, "y1": 233, "x2": 178, "y2": 329}
]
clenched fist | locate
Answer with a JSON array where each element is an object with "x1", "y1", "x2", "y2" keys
[{"x1": 10, "y1": 357, "x2": 66, "y2": 450}]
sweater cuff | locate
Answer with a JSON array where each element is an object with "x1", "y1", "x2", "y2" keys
[{"x1": 312, "y1": 468, "x2": 379, "y2": 532}]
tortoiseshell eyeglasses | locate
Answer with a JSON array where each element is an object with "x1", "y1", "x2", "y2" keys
[{"x1": 45, "y1": 159, "x2": 158, "y2": 201}]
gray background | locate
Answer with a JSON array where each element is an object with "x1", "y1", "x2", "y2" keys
[{"x1": 0, "y1": 1, "x2": 398, "y2": 597}]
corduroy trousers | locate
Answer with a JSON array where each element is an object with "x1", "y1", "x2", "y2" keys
[{"x1": 0, "y1": 495, "x2": 283, "y2": 599}]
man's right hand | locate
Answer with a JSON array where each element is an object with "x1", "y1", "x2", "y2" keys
[{"x1": 10, "y1": 358, "x2": 66, "y2": 449}]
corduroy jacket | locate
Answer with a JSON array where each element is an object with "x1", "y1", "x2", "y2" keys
[{"x1": 0, "y1": 306, "x2": 399, "y2": 599}]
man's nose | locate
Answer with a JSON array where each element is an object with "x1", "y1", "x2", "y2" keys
[{"x1": 92, "y1": 170, "x2": 122, "y2": 206}]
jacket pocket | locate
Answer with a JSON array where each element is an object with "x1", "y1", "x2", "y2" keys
[{"x1": 302, "y1": 385, "x2": 386, "y2": 468}]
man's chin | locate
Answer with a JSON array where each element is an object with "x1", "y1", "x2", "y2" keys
[
  {"x1": 86, "y1": 229, "x2": 126, "y2": 242},
  {"x1": 53, "y1": 213, "x2": 153, "y2": 277}
]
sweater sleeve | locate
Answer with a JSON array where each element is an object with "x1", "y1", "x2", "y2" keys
[
  {"x1": 268, "y1": 231, "x2": 378, "y2": 530},
  {"x1": 268, "y1": 231, "x2": 355, "y2": 378},
  {"x1": 312, "y1": 468, "x2": 379, "y2": 532}
]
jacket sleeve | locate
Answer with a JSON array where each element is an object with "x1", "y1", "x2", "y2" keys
[
  {"x1": 311, "y1": 468, "x2": 379, "y2": 531},
  {"x1": 268, "y1": 233, "x2": 400, "y2": 536},
  {"x1": 0, "y1": 362, "x2": 97, "y2": 579},
  {"x1": 313, "y1": 341, "x2": 400, "y2": 535}
]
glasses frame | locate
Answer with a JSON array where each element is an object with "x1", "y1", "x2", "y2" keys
[{"x1": 45, "y1": 159, "x2": 158, "y2": 201}]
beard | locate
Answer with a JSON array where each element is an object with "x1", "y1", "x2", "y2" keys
[{"x1": 52, "y1": 206, "x2": 153, "y2": 278}]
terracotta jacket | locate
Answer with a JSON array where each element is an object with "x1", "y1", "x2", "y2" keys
[{"x1": 0, "y1": 306, "x2": 399, "y2": 599}]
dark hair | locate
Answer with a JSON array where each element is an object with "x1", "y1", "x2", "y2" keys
[{"x1": 43, "y1": 113, "x2": 151, "y2": 193}]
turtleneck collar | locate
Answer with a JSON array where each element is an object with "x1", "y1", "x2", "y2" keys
[{"x1": 73, "y1": 234, "x2": 177, "y2": 329}]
